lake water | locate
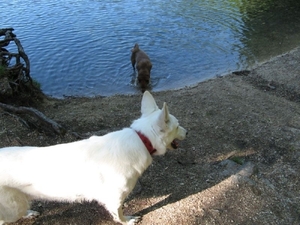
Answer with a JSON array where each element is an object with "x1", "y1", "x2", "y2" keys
[{"x1": 2, "y1": 0, "x2": 300, "y2": 98}]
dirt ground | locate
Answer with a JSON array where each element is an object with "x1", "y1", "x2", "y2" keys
[{"x1": 1, "y1": 47, "x2": 300, "y2": 225}]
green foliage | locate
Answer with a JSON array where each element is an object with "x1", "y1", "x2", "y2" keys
[
  {"x1": 0, "y1": 65, "x2": 5, "y2": 77},
  {"x1": 230, "y1": 156, "x2": 245, "y2": 165},
  {"x1": 32, "y1": 79, "x2": 41, "y2": 90}
]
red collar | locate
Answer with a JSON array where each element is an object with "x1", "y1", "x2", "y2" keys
[{"x1": 136, "y1": 131, "x2": 156, "y2": 155}]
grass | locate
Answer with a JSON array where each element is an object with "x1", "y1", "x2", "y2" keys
[
  {"x1": 0, "y1": 65, "x2": 6, "y2": 77},
  {"x1": 32, "y1": 79, "x2": 41, "y2": 89},
  {"x1": 230, "y1": 156, "x2": 245, "y2": 165}
]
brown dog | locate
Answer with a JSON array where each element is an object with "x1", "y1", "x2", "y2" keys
[{"x1": 131, "y1": 43, "x2": 152, "y2": 92}]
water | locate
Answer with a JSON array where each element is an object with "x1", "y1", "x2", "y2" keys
[{"x1": 2, "y1": 0, "x2": 300, "y2": 98}]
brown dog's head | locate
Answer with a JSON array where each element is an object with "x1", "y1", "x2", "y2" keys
[{"x1": 138, "y1": 70, "x2": 150, "y2": 92}]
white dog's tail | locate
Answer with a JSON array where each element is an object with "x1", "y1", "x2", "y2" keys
[{"x1": 0, "y1": 186, "x2": 30, "y2": 223}]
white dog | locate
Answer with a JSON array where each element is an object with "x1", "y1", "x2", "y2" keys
[{"x1": 0, "y1": 91, "x2": 187, "y2": 225}]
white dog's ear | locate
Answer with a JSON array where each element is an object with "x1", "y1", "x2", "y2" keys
[
  {"x1": 141, "y1": 91, "x2": 159, "y2": 116},
  {"x1": 159, "y1": 102, "x2": 170, "y2": 125}
]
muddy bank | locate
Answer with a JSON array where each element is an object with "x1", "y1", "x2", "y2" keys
[{"x1": 1, "y1": 47, "x2": 300, "y2": 225}]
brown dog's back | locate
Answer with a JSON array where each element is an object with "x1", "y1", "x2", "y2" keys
[
  {"x1": 131, "y1": 44, "x2": 151, "y2": 69},
  {"x1": 131, "y1": 44, "x2": 152, "y2": 92}
]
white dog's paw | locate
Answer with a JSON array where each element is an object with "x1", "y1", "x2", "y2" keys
[
  {"x1": 23, "y1": 210, "x2": 40, "y2": 219},
  {"x1": 124, "y1": 215, "x2": 141, "y2": 225}
]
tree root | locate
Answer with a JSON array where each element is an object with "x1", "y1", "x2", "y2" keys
[{"x1": 0, "y1": 102, "x2": 66, "y2": 135}]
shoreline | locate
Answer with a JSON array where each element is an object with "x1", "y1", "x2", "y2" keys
[{"x1": 49, "y1": 45, "x2": 300, "y2": 100}]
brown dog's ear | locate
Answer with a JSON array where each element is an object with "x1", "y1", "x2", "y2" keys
[
  {"x1": 148, "y1": 62, "x2": 152, "y2": 71},
  {"x1": 136, "y1": 61, "x2": 143, "y2": 71}
]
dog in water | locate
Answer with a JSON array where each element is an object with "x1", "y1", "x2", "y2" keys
[
  {"x1": 131, "y1": 43, "x2": 152, "y2": 92},
  {"x1": 0, "y1": 91, "x2": 187, "y2": 225}
]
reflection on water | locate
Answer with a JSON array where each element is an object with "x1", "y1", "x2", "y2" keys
[
  {"x1": 240, "y1": 0, "x2": 300, "y2": 63},
  {"x1": 2, "y1": 0, "x2": 300, "y2": 97}
]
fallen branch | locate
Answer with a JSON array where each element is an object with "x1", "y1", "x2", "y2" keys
[
  {"x1": 0, "y1": 28, "x2": 14, "y2": 47},
  {"x1": 0, "y1": 28, "x2": 14, "y2": 37},
  {"x1": 1, "y1": 111, "x2": 30, "y2": 129},
  {"x1": 0, "y1": 102, "x2": 66, "y2": 135}
]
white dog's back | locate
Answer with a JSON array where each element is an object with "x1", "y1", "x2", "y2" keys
[{"x1": 0, "y1": 128, "x2": 152, "y2": 202}]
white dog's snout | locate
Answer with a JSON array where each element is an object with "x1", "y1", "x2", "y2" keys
[{"x1": 178, "y1": 126, "x2": 187, "y2": 140}]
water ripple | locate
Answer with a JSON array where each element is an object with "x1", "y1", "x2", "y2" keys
[{"x1": 2, "y1": 0, "x2": 300, "y2": 97}]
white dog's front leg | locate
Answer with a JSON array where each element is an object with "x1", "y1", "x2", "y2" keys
[
  {"x1": 108, "y1": 205, "x2": 140, "y2": 225},
  {"x1": 23, "y1": 210, "x2": 40, "y2": 219},
  {"x1": 124, "y1": 215, "x2": 141, "y2": 225}
]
